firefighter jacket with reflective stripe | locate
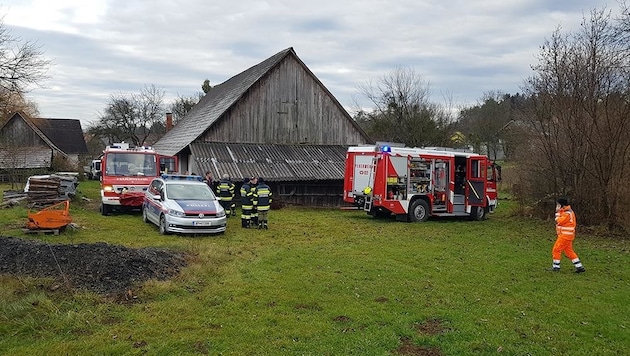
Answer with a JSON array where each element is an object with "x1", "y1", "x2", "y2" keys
[
  {"x1": 240, "y1": 183, "x2": 254, "y2": 206},
  {"x1": 216, "y1": 180, "x2": 235, "y2": 201},
  {"x1": 555, "y1": 205, "x2": 576, "y2": 240},
  {"x1": 253, "y1": 183, "x2": 272, "y2": 211}
]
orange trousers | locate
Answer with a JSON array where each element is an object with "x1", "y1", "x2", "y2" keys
[{"x1": 552, "y1": 237, "x2": 578, "y2": 260}]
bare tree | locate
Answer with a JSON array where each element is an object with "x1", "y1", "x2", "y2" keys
[
  {"x1": 0, "y1": 15, "x2": 49, "y2": 125},
  {"x1": 457, "y1": 92, "x2": 525, "y2": 159},
  {"x1": 169, "y1": 92, "x2": 203, "y2": 124},
  {"x1": 355, "y1": 67, "x2": 453, "y2": 147},
  {"x1": 0, "y1": 17, "x2": 51, "y2": 93},
  {"x1": 89, "y1": 85, "x2": 166, "y2": 146},
  {"x1": 168, "y1": 80, "x2": 212, "y2": 124},
  {"x1": 518, "y1": 7, "x2": 630, "y2": 229},
  {"x1": 0, "y1": 89, "x2": 39, "y2": 123}
]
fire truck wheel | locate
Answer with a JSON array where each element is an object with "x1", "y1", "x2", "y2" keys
[
  {"x1": 471, "y1": 206, "x2": 487, "y2": 221},
  {"x1": 159, "y1": 215, "x2": 170, "y2": 235},
  {"x1": 101, "y1": 204, "x2": 111, "y2": 216},
  {"x1": 409, "y1": 199, "x2": 429, "y2": 222}
]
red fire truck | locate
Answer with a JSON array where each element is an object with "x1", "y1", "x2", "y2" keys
[
  {"x1": 100, "y1": 143, "x2": 177, "y2": 215},
  {"x1": 343, "y1": 144, "x2": 501, "y2": 222}
]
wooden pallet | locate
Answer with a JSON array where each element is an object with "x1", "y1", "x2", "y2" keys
[{"x1": 23, "y1": 228, "x2": 60, "y2": 235}]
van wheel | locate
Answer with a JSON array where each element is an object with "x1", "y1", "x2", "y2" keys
[
  {"x1": 159, "y1": 215, "x2": 170, "y2": 235},
  {"x1": 471, "y1": 206, "x2": 487, "y2": 221},
  {"x1": 142, "y1": 207, "x2": 150, "y2": 223},
  {"x1": 409, "y1": 200, "x2": 429, "y2": 222}
]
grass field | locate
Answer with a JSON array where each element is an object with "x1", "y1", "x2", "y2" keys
[{"x1": 0, "y1": 180, "x2": 628, "y2": 355}]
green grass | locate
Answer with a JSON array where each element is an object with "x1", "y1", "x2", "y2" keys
[{"x1": 0, "y1": 181, "x2": 628, "y2": 355}]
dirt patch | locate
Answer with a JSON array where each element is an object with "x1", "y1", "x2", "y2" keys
[
  {"x1": 415, "y1": 318, "x2": 449, "y2": 336},
  {"x1": 0, "y1": 236, "x2": 187, "y2": 295},
  {"x1": 333, "y1": 315, "x2": 352, "y2": 322},
  {"x1": 395, "y1": 337, "x2": 443, "y2": 356}
]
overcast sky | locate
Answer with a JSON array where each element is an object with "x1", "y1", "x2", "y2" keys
[{"x1": 1, "y1": 0, "x2": 617, "y2": 128}]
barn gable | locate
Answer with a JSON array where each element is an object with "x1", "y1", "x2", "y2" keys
[
  {"x1": 153, "y1": 47, "x2": 369, "y2": 156},
  {"x1": 202, "y1": 52, "x2": 367, "y2": 145}
]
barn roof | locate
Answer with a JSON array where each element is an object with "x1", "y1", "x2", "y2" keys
[
  {"x1": 153, "y1": 47, "x2": 368, "y2": 156},
  {"x1": 30, "y1": 118, "x2": 88, "y2": 155},
  {"x1": 190, "y1": 142, "x2": 348, "y2": 182}
]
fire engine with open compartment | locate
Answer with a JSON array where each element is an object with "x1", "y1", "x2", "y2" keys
[
  {"x1": 100, "y1": 142, "x2": 177, "y2": 215},
  {"x1": 343, "y1": 144, "x2": 501, "y2": 222}
]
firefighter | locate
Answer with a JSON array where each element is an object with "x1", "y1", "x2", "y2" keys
[
  {"x1": 216, "y1": 174, "x2": 235, "y2": 217},
  {"x1": 253, "y1": 177, "x2": 272, "y2": 229},
  {"x1": 240, "y1": 176, "x2": 256, "y2": 228},
  {"x1": 250, "y1": 176, "x2": 259, "y2": 227},
  {"x1": 549, "y1": 198, "x2": 586, "y2": 273},
  {"x1": 455, "y1": 165, "x2": 465, "y2": 194}
]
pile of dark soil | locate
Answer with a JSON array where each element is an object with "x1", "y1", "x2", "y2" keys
[{"x1": 0, "y1": 236, "x2": 187, "y2": 294}]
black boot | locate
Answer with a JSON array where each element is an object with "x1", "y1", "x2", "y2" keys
[
  {"x1": 241, "y1": 219, "x2": 247, "y2": 228},
  {"x1": 252, "y1": 217, "x2": 258, "y2": 227},
  {"x1": 263, "y1": 220, "x2": 268, "y2": 229}
]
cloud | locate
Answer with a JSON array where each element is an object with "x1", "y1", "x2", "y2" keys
[{"x1": 0, "y1": 0, "x2": 617, "y2": 126}]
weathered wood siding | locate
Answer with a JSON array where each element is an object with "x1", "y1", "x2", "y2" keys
[
  {"x1": 0, "y1": 116, "x2": 48, "y2": 147},
  {"x1": 233, "y1": 181, "x2": 344, "y2": 208},
  {"x1": 273, "y1": 181, "x2": 344, "y2": 207},
  {"x1": 201, "y1": 55, "x2": 367, "y2": 145}
]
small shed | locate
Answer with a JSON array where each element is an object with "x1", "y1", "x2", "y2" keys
[
  {"x1": 0, "y1": 112, "x2": 88, "y2": 170},
  {"x1": 153, "y1": 47, "x2": 371, "y2": 206}
]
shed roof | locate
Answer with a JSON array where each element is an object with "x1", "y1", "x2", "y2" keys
[
  {"x1": 30, "y1": 118, "x2": 88, "y2": 155},
  {"x1": 190, "y1": 142, "x2": 348, "y2": 182}
]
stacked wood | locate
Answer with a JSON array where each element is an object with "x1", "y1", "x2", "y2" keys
[
  {"x1": 25, "y1": 174, "x2": 79, "y2": 208},
  {"x1": 1, "y1": 190, "x2": 28, "y2": 208}
]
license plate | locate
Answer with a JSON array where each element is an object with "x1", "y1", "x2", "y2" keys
[{"x1": 193, "y1": 221, "x2": 211, "y2": 226}]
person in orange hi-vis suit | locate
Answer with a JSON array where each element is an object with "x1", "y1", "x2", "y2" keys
[{"x1": 550, "y1": 198, "x2": 586, "y2": 273}]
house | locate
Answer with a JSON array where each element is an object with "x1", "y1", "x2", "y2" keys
[
  {"x1": 0, "y1": 112, "x2": 88, "y2": 170},
  {"x1": 153, "y1": 47, "x2": 371, "y2": 206}
]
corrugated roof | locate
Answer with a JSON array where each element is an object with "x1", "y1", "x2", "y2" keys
[
  {"x1": 190, "y1": 142, "x2": 348, "y2": 182},
  {"x1": 153, "y1": 48, "x2": 294, "y2": 156}
]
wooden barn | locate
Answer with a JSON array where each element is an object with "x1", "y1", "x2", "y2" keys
[
  {"x1": 153, "y1": 47, "x2": 371, "y2": 206},
  {"x1": 0, "y1": 112, "x2": 88, "y2": 170}
]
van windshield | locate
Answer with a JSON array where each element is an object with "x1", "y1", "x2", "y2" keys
[{"x1": 166, "y1": 184, "x2": 216, "y2": 201}]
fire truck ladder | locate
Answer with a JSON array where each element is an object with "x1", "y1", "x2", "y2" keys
[
  {"x1": 363, "y1": 157, "x2": 378, "y2": 212},
  {"x1": 364, "y1": 195, "x2": 373, "y2": 212}
]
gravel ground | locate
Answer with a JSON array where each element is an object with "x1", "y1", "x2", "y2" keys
[{"x1": 0, "y1": 236, "x2": 187, "y2": 295}]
